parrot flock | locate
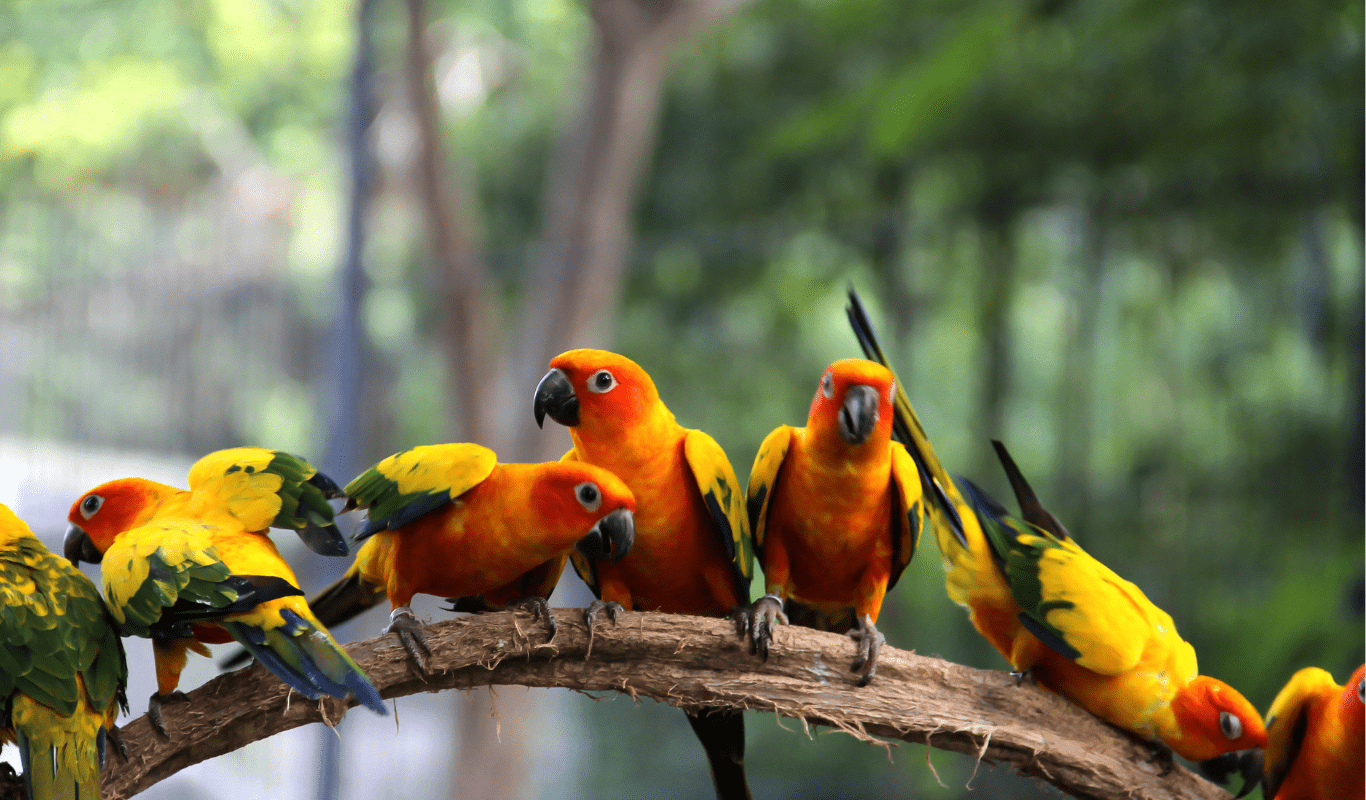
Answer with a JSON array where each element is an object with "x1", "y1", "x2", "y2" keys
[{"x1": 0, "y1": 287, "x2": 1357, "y2": 800}]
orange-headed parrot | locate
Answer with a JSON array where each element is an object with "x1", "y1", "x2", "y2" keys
[
  {"x1": 739, "y1": 358, "x2": 924, "y2": 685},
  {"x1": 64, "y1": 447, "x2": 385, "y2": 736},
  {"x1": 846, "y1": 289, "x2": 1267, "y2": 773},
  {"x1": 1, "y1": 502, "x2": 127, "y2": 800},
  {"x1": 1261, "y1": 664, "x2": 1364, "y2": 800},
  {"x1": 291, "y1": 442, "x2": 635, "y2": 673},
  {"x1": 534, "y1": 348, "x2": 753, "y2": 800}
]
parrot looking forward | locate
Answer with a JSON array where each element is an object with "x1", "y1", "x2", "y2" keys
[
  {"x1": 1, "y1": 502, "x2": 127, "y2": 800},
  {"x1": 291, "y1": 442, "x2": 635, "y2": 673},
  {"x1": 846, "y1": 289, "x2": 1267, "y2": 775},
  {"x1": 64, "y1": 447, "x2": 385, "y2": 736},
  {"x1": 739, "y1": 358, "x2": 924, "y2": 685},
  {"x1": 534, "y1": 348, "x2": 754, "y2": 800},
  {"x1": 1260, "y1": 664, "x2": 1365, "y2": 800}
]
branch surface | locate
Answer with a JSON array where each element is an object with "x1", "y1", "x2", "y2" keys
[{"x1": 72, "y1": 610, "x2": 1234, "y2": 800}]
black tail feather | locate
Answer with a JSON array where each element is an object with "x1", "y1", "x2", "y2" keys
[{"x1": 685, "y1": 708, "x2": 751, "y2": 800}]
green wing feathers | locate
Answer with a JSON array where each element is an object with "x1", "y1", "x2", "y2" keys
[{"x1": 345, "y1": 443, "x2": 497, "y2": 542}]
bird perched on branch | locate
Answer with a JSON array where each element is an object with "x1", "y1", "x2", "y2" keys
[
  {"x1": 739, "y1": 358, "x2": 924, "y2": 685},
  {"x1": 1260, "y1": 664, "x2": 1364, "y2": 800},
  {"x1": 287, "y1": 442, "x2": 636, "y2": 674},
  {"x1": 846, "y1": 288, "x2": 1266, "y2": 776},
  {"x1": 534, "y1": 348, "x2": 754, "y2": 800},
  {"x1": 64, "y1": 447, "x2": 384, "y2": 736},
  {"x1": 1, "y1": 502, "x2": 127, "y2": 800}
]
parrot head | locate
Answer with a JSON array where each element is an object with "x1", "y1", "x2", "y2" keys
[
  {"x1": 532, "y1": 462, "x2": 637, "y2": 562},
  {"x1": 808, "y1": 358, "x2": 896, "y2": 447},
  {"x1": 1343, "y1": 663, "x2": 1365, "y2": 740},
  {"x1": 535, "y1": 349, "x2": 666, "y2": 436},
  {"x1": 65, "y1": 478, "x2": 179, "y2": 565},
  {"x1": 1171, "y1": 675, "x2": 1268, "y2": 762}
]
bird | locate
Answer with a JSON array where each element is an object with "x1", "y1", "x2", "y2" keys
[
  {"x1": 534, "y1": 348, "x2": 754, "y2": 800},
  {"x1": 1260, "y1": 664, "x2": 1364, "y2": 800},
  {"x1": 64, "y1": 447, "x2": 385, "y2": 736},
  {"x1": 285, "y1": 442, "x2": 636, "y2": 673},
  {"x1": 0, "y1": 501, "x2": 127, "y2": 800},
  {"x1": 739, "y1": 358, "x2": 924, "y2": 685},
  {"x1": 846, "y1": 288, "x2": 1267, "y2": 772}
]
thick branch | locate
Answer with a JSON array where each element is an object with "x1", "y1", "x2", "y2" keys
[{"x1": 80, "y1": 611, "x2": 1237, "y2": 800}]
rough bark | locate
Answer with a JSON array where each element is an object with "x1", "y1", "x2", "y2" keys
[{"x1": 74, "y1": 610, "x2": 1236, "y2": 800}]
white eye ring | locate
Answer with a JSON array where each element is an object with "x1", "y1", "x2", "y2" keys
[
  {"x1": 888, "y1": 380, "x2": 896, "y2": 403},
  {"x1": 80, "y1": 495, "x2": 103, "y2": 520},
  {"x1": 1218, "y1": 711, "x2": 1241, "y2": 740},
  {"x1": 575, "y1": 482, "x2": 602, "y2": 512},
  {"x1": 820, "y1": 373, "x2": 834, "y2": 399},
  {"x1": 588, "y1": 370, "x2": 617, "y2": 394}
]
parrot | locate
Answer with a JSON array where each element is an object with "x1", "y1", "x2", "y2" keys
[
  {"x1": 263, "y1": 442, "x2": 636, "y2": 674},
  {"x1": 0, "y1": 502, "x2": 127, "y2": 800},
  {"x1": 738, "y1": 358, "x2": 925, "y2": 685},
  {"x1": 1260, "y1": 664, "x2": 1365, "y2": 800},
  {"x1": 63, "y1": 447, "x2": 385, "y2": 737},
  {"x1": 845, "y1": 288, "x2": 1267, "y2": 774},
  {"x1": 533, "y1": 348, "x2": 754, "y2": 800}
]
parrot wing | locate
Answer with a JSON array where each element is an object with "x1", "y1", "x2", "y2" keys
[
  {"x1": 885, "y1": 441, "x2": 925, "y2": 592},
  {"x1": 684, "y1": 428, "x2": 753, "y2": 599},
  {"x1": 99, "y1": 519, "x2": 304, "y2": 638},
  {"x1": 345, "y1": 443, "x2": 498, "y2": 542},
  {"x1": 1261, "y1": 667, "x2": 1335, "y2": 800},
  {"x1": 960, "y1": 478, "x2": 1150, "y2": 675},
  {"x1": 745, "y1": 425, "x2": 793, "y2": 560},
  {"x1": 187, "y1": 447, "x2": 348, "y2": 556}
]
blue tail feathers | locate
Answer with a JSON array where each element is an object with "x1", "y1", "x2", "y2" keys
[{"x1": 224, "y1": 609, "x2": 386, "y2": 715}]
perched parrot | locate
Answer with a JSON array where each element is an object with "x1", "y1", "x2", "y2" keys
[
  {"x1": 276, "y1": 443, "x2": 636, "y2": 673},
  {"x1": 534, "y1": 349, "x2": 754, "y2": 800},
  {"x1": 739, "y1": 358, "x2": 924, "y2": 685},
  {"x1": 64, "y1": 447, "x2": 385, "y2": 736},
  {"x1": 0, "y1": 502, "x2": 127, "y2": 800},
  {"x1": 1260, "y1": 664, "x2": 1365, "y2": 800},
  {"x1": 846, "y1": 289, "x2": 1267, "y2": 774}
]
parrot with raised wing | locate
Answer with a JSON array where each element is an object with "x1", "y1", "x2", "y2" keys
[
  {"x1": 283, "y1": 442, "x2": 635, "y2": 673},
  {"x1": 846, "y1": 289, "x2": 1266, "y2": 775},
  {"x1": 64, "y1": 447, "x2": 384, "y2": 736},
  {"x1": 534, "y1": 349, "x2": 753, "y2": 800},
  {"x1": 1, "y1": 502, "x2": 127, "y2": 800},
  {"x1": 739, "y1": 358, "x2": 924, "y2": 685},
  {"x1": 1261, "y1": 664, "x2": 1364, "y2": 800}
]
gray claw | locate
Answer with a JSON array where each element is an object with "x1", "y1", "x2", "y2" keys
[
  {"x1": 584, "y1": 599, "x2": 623, "y2": 634},
  {"x1": 739, "y1": 594, "x2": 787, "y2": 661},
  {"x1": 848, "y1": 614, "x2": 885, "y2": 687},
  {"x1": 147, "y1": 690, "x2": 190, "y2": 739},
  {"x1": 385, "y1": 606, "x2": 433, "y2": 673},
  {"x1": 510, "y1": 596, "x2": 557, "y2": 642}
]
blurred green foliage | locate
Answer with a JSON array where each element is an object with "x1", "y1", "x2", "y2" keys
[{"x1": 0, "y1": 0, "x2": 1360, "y2": 797}]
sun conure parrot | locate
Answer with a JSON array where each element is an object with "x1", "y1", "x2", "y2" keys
[
  {"x1": 738, "y1": 358, "x2": 924, "y2": 685},
  {"x1": 846, "y1": 289, "x2": 1267, "y2": 774},
  {"x1": 534, "y1": 349, "x2": 754, "y2": 800},
  {"x1": 1260, "y1": 664, "x2": 1365, "y2": 800},
  {"x1": 0, "y1": 502, "x2": 127, "y2": 800},
  {"x1": 63, "y1": 447, "x2": 385, "y2": 736},
  {"x1": 272, "y1": 442, "x2": 636, "y2": 673}
]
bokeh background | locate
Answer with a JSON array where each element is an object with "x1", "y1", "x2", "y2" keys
[{"x1": 0, "y1": 0, "x2": 1361, "y2": 798}]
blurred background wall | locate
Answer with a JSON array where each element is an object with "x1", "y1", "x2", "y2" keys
[{"x1": 0, "y1": 0, "x2": 1360, "y2": 798}]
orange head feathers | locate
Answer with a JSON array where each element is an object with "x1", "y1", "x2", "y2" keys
[
  {"x1": 1170, "y1": 675, "x2": 1268, "y2": 761},
  {"x1": 65, "y1": 478, "x2": 179, "y2": 562},
  {"x1": 535, "y1": 349, "x2": 667, "y2": 436},
  {"x1": 806, "y1": 358, "x2": 897, "y2": 449},
  {"x1": 527, "y1": 461, "x2": 637, "y2": 562}
]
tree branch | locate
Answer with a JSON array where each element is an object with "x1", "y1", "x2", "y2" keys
[{"x1": 76, "y1": 611, "x2": 1233, "y2": 800}]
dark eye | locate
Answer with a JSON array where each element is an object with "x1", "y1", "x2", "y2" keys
[
  {"x1": 575, "y1": 482, "x2": 602, "y2": 512},
  {"x1": 588, "y1": 370, "x2": 617, "y2": 394},
  {"x1": 80, "y1": 495, "x2": 103, "y2": 520},
  {"x1": 1218, "y1": 711, "x2": 1242, "y2": 740},
  {"x1": 820, "y1": 373, "x2": 834, "y2": 399}
]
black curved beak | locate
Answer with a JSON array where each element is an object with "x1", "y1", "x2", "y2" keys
[
  {"x1": 534, "y1": 368, "x2": 580, "y2": 428},
  {"x1": 575, "y1": 508, "x2": 634, "y2": 563},
  {"x1": 1197, "y1": 748, "x2": 1263, "y2": 799},
  {"x1": 295, "y1": 524, "x2": 350, "y2": 557},
  {"x1": 838, "y1": 384, "x2": 880, "y2": 445},
  {"x1": 64, "y1": 524, "x2": 103, "y2": 566}
]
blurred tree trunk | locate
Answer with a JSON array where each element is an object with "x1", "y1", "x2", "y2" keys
[{"x1": 402, "y1": 1, "x2": 754, "y2": 798}]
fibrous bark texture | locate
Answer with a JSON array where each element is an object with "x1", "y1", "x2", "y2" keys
[{"x1": 65, "y1": 610, "x2": 1233, "y2": 800}]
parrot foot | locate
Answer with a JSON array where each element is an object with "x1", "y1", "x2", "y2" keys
[
  {"x1": 583, "y1": 600, "x2": 623, "y2": 659},
  {"x1": 1147, "y1": 741, "x2": 1176, "y2": 776},
  {"x1": 848, "y1": 614, "x2": 885, "y2": 687},
  {"x1": 384, "y1": 606, "x2": 433, "y2": 674},
  {"x1": 106, "y1": 724, "x2": 129, "y2": 761},
  {"x1": 733, "y1": 594, "x2": 788, "y2": 661},
  {"x1": 1009, "y1": 668, "x2": 1037, "y2": 686},
  {"x1": 147, "y1": 691, "x2": 191, "y2": 739},
  {"x1": 508, "y1": 596, "x2": 557, "y2": 643}
]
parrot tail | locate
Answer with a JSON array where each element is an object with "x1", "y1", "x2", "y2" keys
[
  {"x1": 14, "y1": 704, "x2": 102, "y2": 800},
  {"x1": 685, "y1": 708, "x2": 752, "y2": 800},
  {"x1": 306, "y1": 565, "x2": 388, "y2": 629},
  {"x1": 221, "y1": 605, "x2": 386, "y2": 715}
]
